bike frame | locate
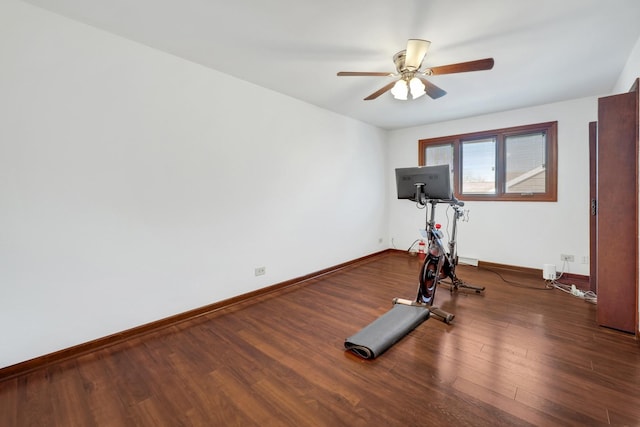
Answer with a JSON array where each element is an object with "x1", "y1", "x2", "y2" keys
[
  {"x1": 401, "y1": 184, "x2": 484, "y2": 323},
  {"x1": 415, "y1": 196, "x2": 471, "y2": 307},
  {"x1": 425, "y1": 199, "x2": 462, "y2": 281}
]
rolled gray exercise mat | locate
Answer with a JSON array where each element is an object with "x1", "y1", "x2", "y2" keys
[{"x1": 344, "y1": 304, "x2": 430, "y2": 359}]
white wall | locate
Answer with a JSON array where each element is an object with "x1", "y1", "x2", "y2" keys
[
  {"x1": 387, "y1": 97, "x2": 597, "y2": 276},
  {"x1": 0, "y1": 1, "x2": 388, "y2": 368},
  {"x1": 614, "y1": 35, "x2": 640, "y2": 93}
]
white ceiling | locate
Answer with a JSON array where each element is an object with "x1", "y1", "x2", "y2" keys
[{"x1": 22, "y1": 0, "x2": 640, "y2": 130}]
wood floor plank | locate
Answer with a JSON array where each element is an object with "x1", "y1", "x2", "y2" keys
[
  {"x1": 2, "y1": 251, "x2": 640, "y2": 426},
  {"x1": 451, "y1": 376, "x2": 553, "y2": 426},
  {"x1": 514, "y1": 386, "x2": 609, "y2": 426},
  {"x1": 75, "y1": 354, "x2": 135, "y2": 427},
  {"x1": 0, "y1": 378, "x2": 18, "y2": 426}
]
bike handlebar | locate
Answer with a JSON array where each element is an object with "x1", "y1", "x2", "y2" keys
[
  {"x1": 422, "y1": 197, "x2": 464, "y2": 207},
  {"x1": 451, "y1": 197, "x2": 464, "y2": 207}
]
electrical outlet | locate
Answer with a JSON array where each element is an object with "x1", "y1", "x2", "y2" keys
[
  {"x1": 560, "y1": 254, "x2": 574, "y2": 262},
  {"x1": 581, "y1": 256, "x2": 589, "y2": 264},
  {"x1": 254, "y1": 266, "x2": 266, "y2": 276}
]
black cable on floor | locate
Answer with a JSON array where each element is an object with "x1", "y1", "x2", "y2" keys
[{"x1": 478, "y1": 266, "x2": 554, "y2": 291}]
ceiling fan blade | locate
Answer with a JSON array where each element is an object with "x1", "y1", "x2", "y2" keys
[
  {"x1": 427, "y1": 58, "x2": 494, "y2": 75},
  {"x1": 404, "y1": 39, "x2": 431, "y2": 71},
  {"x1": 419, "y1": 78, "x2": 447, "y2": 99},
  {"x1": 364, "y1": 81, "x2": 397, "y2": 100},
  {"x1": 337, "y1": 71, "x2": 394, "y2": 77}
]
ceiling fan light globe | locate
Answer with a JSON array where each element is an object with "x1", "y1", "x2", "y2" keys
[
  {"x1": 409, "y1": 77, "x2": 426, "y2": 99},
  {"x1": 391, "y1": 80, "x2": 409, "y2": 100}
]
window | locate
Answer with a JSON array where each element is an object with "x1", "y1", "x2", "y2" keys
[
  {"x1": 419, "y1": 122, "x2": 557, "y2": 201},
  {"x1": 462, "y1": 138, "x2": 496, "y2": 194}
]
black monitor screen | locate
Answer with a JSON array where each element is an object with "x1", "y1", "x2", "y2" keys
[{"x1": 395, "y1": 164, "x2": 452, "y2": 201}]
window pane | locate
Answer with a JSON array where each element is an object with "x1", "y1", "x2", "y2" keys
[
  {"x1": 425, "y1": 143, "x2": 454, "y2": 184},
  {"x1": 425, "y1": 143, "x2": 453, "y2": 167},
  {"x1": 462, "y1": 138, "x2": 496, "y2": 194},
  {"x1": 505, "y1": 132, "x2": 546, "y2": 194}
]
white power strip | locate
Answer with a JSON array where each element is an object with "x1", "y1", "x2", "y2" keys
[
  {"x1": 570, "y1": 284, "x2": 585, "y2": 298},
  {"x1": 550, "y1": 281, "x2": 597, "y2": 304}
]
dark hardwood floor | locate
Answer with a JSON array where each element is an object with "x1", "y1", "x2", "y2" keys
[{"x1": 1, "y1": 251, "x2": 639, "y2": 426}]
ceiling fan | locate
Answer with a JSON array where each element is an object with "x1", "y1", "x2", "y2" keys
[{"x1": 337, "y1": 39, "x2": 494, "y2": 101}]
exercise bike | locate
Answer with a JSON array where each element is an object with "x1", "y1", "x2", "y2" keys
[
  {"x1": 393, "y1": 165, "x2": 484, "y2": 324},
  {"x1": 416, "y1": 196, "x2": 485, "y2": 309}
]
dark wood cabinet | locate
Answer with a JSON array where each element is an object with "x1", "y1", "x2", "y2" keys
[{"x1": 593, "y1": 82, "x2": 638, "y2": 334}]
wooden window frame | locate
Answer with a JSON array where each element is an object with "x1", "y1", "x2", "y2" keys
[{"x1": 418, "y1": 121, "x2": 558, "y2": 202}]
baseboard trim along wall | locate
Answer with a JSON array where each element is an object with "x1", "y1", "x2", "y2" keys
[
  {"x1": 478, "y1": 260, "x2": 589, "y2": 284},
  {"x1": 0, "y1": 250, "x2": 388, "y2": 382},
  {"x1": 388, "y1": 249, "x2": 590, "y2": 284},
  {"x1": 1, "y1": 250, "x2": 591, "y2": 381}
]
